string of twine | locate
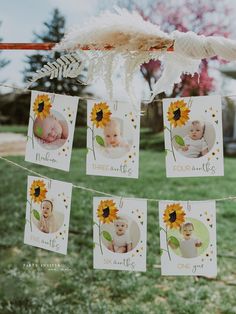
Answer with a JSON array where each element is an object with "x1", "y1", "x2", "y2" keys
[
  {"x1": 1, "y1": 155, "x2": 236, "y2": 264},
  {"x1": 1, "y1": 83, "x2": 236, "y2": 103},
  {"x1": 1, "y1": 82, "x2": 236, "y2": 202},
  {"x1": 0, "y1": 156, "x2": 236, "y2": 202}
]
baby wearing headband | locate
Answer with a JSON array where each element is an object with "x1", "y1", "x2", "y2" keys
[{"x1": 107, "y1": 216, "x2": 132, "y2": 253}]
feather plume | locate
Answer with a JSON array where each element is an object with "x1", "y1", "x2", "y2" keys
[
  {"x1": 27, "y1": 8, "x2": 172, "y2": 104},
  {"x1": 55, "y1": 8, "x2": 173, "y2": 52}
]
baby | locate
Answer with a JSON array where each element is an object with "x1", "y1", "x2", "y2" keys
[
  {"x1": 107, "y1": 216, "x2": 132, "y2": 253},
  {"x1": 169, "y1": 222, "x2": 202, "y2": 258},
  {"x1": 103, "y1": 118, "x2": 129, "y2": 148},
  {"x1": 181, "y1": 120, "x2": 208, "y2": 158},
  {"x1": 33, "y1": 115, "x2": 68, "y2": 143},
  {"x1": 39, "y1": 199, "x2": 58, "y2": 233}
]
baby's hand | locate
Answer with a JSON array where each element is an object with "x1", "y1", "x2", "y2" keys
[
  {"x1": 195, "y1": 241, "x2": 202, "y2": 247},
  {"x1": 40, "y1": 226, "x2": 46, "y2": 232},
  {"x1": 60, "y1": 120, "x2": 69, "y2": 139},
  {"x1": 123, "y1": 143, "x2": 130, "y2": 149},
  {"x1": 201, "y1": 148, "x2": 208, "y2": 156},
  {"x1": 182, "y1": 145, "x2": 189, "y2": 152}
]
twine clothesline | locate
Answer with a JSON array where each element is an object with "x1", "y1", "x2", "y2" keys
[
  {"x1": 0, "y1": 156, "x2": 236, "y2": 203},
  {"x1": 0, "y1": 83, "x2": 152, "y2": 106},
  {"x1": 1, "y1": 155, "x2": 236, "y2": 265},
  {"x1": 1, "y1": 83, "x2": 236, "y2": 202},
  {"x1": 1, "y1": 83, "x2": 236, "y2": 104}
]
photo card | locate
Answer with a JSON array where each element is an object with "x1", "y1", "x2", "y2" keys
[
  {"x1": 159, "y1": 200, "x2": 217, "y2": 277},
  {"x1": 86, "y1": 99, "x2": 140, "y2": 178},
  {"x1": 93, "y1": 197, "x2": 147, "y2": 271},
  {"x1": 24, "y1": 175, "x2": 72, "y2": 255},
  {"x1": 25, "y1": 91, "x2": 78, "y2": 171},
  {"x1": 163, "y1": 95, "x2": 224, "y2": 177}
]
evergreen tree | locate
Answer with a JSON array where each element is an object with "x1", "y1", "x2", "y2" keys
[
  {"x1": 23, "y1": 8, "x2": 83, "y2": 96},
  {"x1": 0, "y1": 21, "x2": 10, "y2": 82}
]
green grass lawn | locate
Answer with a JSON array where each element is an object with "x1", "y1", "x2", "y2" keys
[{"x1": 0, "y1": 149, "x2": 236, "y2": 314}]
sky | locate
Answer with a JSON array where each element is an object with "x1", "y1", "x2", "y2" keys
[
  {"x1": 0, "y1": 0, "x2": 236, "y2": 94},
  {"x1": 0, "y1": 0, "x2": 121, "y2": 89}
]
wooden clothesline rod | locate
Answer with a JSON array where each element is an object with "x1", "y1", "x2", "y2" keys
[{"x1": 0, "y1": 42, "x2": 174, "y2": 51}]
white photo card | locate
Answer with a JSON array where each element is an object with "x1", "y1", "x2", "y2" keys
[
  {"x1": 25, "y1": 91, "x2": 78, "y2": 171},
  {"x1": 93, "y1": 197, "x2": 147, "y2": 272},
  {"x1": 159, "y1": 200, "x2": 217, "y2": 277},
  {"x1": 86, "y1": 99, "x2": 140, "y2": 178},
  {"x1": 24, "y1": 176, "x2": 72, "y2": 255},
  {"x1": 163, "y1": 95, "x2": 224, "y2": 177}
]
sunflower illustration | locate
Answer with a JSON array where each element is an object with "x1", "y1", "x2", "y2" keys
[
  {"x1": 97, "y1": 199, "x2": 118, "y2": 224},
  {"x1": 163, "y1": 203, "x2": 186, "y2": 229},
  {"x1": 33, "y1": 94, "x2": 52, "y2": 119},
  {"x1": 29, "y1": 180, "x2": 48, "y2": 203},
  {"x1": 90, "y1": 102, "x2": 112, "y2": 128},
  {"x1": 167, "y1": 100, "x2": 190, "y2": 127}
]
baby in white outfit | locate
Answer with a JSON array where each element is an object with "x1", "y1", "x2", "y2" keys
[
  {"x1": 181, "y1": 120, "x2": 208, "y2": 158},
  {"x1": 169, "y1": 222, "x2": 202, "y2": 258},
  {"x1": 107, "y1": 217, "x2": 132, "y2": 253}
]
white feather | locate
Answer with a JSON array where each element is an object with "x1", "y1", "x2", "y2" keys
[{"x1": 55, "y1": 8, "x2": 173, "y2": 52}]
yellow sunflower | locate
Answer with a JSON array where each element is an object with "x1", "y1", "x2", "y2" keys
[
  {"x1": 163, "y1": 203, "x2": 186, "y2": 229},
  {"x1": 29, "y1": 180, "x2": 48, "y2": 203},
  {"x1": 167, "y1": 100, "x2": 190, "y2": 127},
  {"x1": 97, "y1": 199, "x2": 118, "y2": 224},
  {"x1": 90, "y1": 102, "x2": 112, "y2": 128},
  {"x1": 33, "y1": 94, "x2": 52, "y2": 119}
]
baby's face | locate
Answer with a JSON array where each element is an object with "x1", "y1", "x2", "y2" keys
[
  {"x1": 189, "y1": 124, "x2": 204, "y2": 140},
  {"x1": 104, "y1": 125, "x2": 121, "y2": 147},
  {"x1": 182, "y1": 225, "x2": 193, "y2": 240},
  {"x1": 114, "y1": 220, "x2": 127, "y2": 236},
  {"x1": 41, "y1": 201, "x2": 52, "y2": 219},
  {"x1": 36, "y1": 116, "x2": 62, "y2": 142}
]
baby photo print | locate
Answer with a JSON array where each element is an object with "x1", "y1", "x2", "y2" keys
[
  {"x1": 24, "y1": 176, "x2": 72, "y2": 255},
  {"x1": 86, "y1": 100, "x2": 140, "y2": 178},
  {"x1": 93, "y1": 197, "x2": 147, "y2": 272},
  {"x1": 163, "y1": 95, "x2": 224, "y2": 177},
  {"x1": 25, "y1": 91, "x2": 78, "y2": 171},
  {"x1": 159, "y1": 200, "x2": 217, "y2": 277}
]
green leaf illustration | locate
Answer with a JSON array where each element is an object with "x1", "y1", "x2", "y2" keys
[
  {"x1": 36, "y1": 126, "x2": 43, "y2": 137},
  {"x1": 160, "y1": 249, "x2": 163, "y2": 256},
  {"x1": 96, "y1": 135, "x2": 105, "y2": 147},
  {"x1": 168, "y1": 236, "x2": 180, "y2": 248},
  {"x1": 33, "y1": 209, "x2": 40, "y2": 221},
  {"x1": 174, "y1": 135, "x2": 185, "y2": 146},
  {"x1": 102, "y1": 231, "x2": 112, "y2": 242},
  {"x1": 93, "y1": 242, "x2": 96, "y2": 249}
]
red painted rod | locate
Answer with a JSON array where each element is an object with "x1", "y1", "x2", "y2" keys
[
  {"x1": 0, "y1": 43, "x2": 56, "y2": 50},
  {"x1": 0, "y1": 42, "x2": 174, "y2": 51}
]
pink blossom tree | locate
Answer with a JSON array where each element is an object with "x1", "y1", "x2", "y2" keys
[{"x1": 130, "y1": 0, "x2": 235, "y2": 131}]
